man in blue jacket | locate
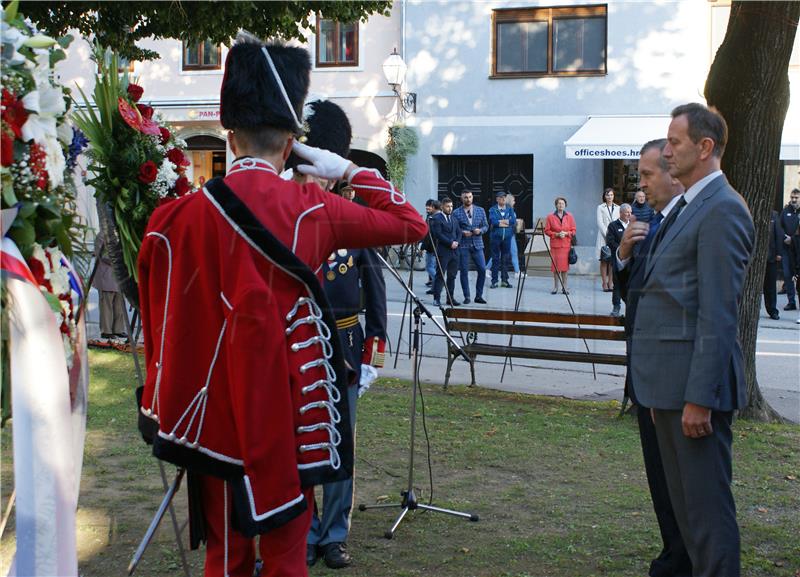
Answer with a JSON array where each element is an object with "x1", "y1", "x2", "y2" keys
[
  {"x1": 452, "y1": 190, "x2": 488, "y2": 304},
  {"x1": 488, "y1": 191, "x2": 517, "y2": 288},
  {"x1": 430, "y1": 197, "x2": 462, "y2": 307}
]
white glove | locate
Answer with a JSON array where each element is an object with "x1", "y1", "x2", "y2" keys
[
  {"x1": 358, "y1": 364, "x2": 378, "y2": 398},
  {"x1": 292, "y1": 140, "x2": 353, "y2": 181}
]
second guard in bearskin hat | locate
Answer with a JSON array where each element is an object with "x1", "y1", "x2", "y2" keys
[
  {"x1": 286, "y1": 100, "x2": 387, "y2": 569},
  {"x1": 137, "y1": 36, "x2": 426, "y2": 577}
]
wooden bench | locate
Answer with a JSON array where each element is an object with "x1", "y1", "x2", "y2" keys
[{"x1": 441, "y1": 308, "x2": 627, "y2": 387}]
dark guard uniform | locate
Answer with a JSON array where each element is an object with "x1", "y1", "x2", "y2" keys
[{"x1": 137, "y1": 38, "x2": 426, "y2": 577}]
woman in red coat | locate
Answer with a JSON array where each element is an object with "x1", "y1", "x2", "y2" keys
[{"x1": 544, "y1": 197, "x2": 577, "y2": 294}]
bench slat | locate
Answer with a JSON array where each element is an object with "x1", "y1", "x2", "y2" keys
[
  {"x1": 463, "y1": 343, "x2": 627, "y2": 366},
  {"x1": 448, "y1": 321, "x2": 626, "y2": 341},
  {"x1": 442, "y1": 307, "x2": 624, "y2": 326}
]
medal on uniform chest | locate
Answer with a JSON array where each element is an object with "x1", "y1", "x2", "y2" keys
[
  {"x1": 326, "y1": 270, "x2": 336, "y2": 281},
  {"x1": 347, "y1": 255, "x2": 354, "y2": 268},
  {"x1": 338, "y1": 263, "x2": 348, "y2": 275}
]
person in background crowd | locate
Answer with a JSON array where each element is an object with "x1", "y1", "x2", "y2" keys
[
  {"x1": 488, "y1": 191, "x2": 517, "y2": 289},
  {"x1": 605, "y1": 203, "x2": 631, "y2": 317},
  {"x1": 544, "y1": 197, "x2": 576, "y2": 294},
  {"x1": 430, "y1": 197, "x2": 462, "y2": 307},
  {"x1": 93, "y1": 231, "x2": 128, "y2": 342},
  {"x1": 452, "y1": 189, "x2": 488, "y2": 304},
  {"x1": 340, "y1": 185, "x2": 356, "y2": 202},
  {"x1": 507, "y1": 194, "x2": 525, "y2": 278},
  {"x1": 764, "y1": 209, "x2": 783, "y2": 320},
  {"x1": 779, "y1": 188, "x2": 799, "y2": 310},
  {"x1": 422, "y1": 198, "x2": 441, "y2": 290},
  {"x1": 596, "y1": 187, "x2": 620, "y2": 292},
  {"x1": 631, "y1": 189, "x2": 655, "y2": 223}
]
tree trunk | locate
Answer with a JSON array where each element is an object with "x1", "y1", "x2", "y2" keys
[{"x1": 704, "y1": 2, "x2": 800, "y2": 422}]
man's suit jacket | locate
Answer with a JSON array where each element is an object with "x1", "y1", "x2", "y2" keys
[
  {"x1": 630, "y1": 174, "x2": 754, "y2": 412},
  {"x1": 605, "y1": 219, "x2": 626, "y2": 255},
  {"x1": 767, "y1": 210, "x2": 783, "y2": 263},
  {"x1": 429, "y1": 211, "x2": 463, "y2": 252}
]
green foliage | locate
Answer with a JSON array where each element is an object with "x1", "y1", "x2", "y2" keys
[
  {"x1": 386, "y1": 123, "x2": 419, "y2": 190},
  {"x1": 18, "y1": 1, "x2": 393, "y2": 61}
]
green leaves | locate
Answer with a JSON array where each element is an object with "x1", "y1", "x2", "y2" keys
[{"x1": 18, "y1": 1, "x2": 392, "y2": 61}]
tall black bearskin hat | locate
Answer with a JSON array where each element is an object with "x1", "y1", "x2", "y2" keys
[
  {"x1": 285, "y1": 99, "x2": 352, "y2": 170},
  {"x1": 220, "y1": 37, "x2": 311, "y2": 134}
]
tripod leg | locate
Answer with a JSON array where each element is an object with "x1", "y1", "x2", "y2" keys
[
  {"x1": 417, "y1": 503, "x2": 479, "y2": 521},
  {"x1": 384, "y1": 507, "x2": 411, "y2": 540},
  {"x1": 128, "y1": 467, "x2": 187, "y2": 575},
  {"x1": 159, "y1": 462, "x2": 192, "y2": 577}
]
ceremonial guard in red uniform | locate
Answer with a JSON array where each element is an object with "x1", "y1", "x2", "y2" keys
[
  {"x1": 137, "y1": 38, "x2": 426, "y2": 577},
  {"x1": 286, "y1": 100, "x2": 387, "y2": 569}
]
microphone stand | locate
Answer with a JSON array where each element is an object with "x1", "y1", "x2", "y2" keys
[{"x1": 359, "y1": 252, "x2": 478, "y2": 538}]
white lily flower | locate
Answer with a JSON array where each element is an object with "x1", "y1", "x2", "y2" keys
[
  {"x1": 1, "y1": 18, "x2": 27, "y2": 65},
  {"x1": 23, "y1": 34, "x2": 56, "y2": 49},
  {"x1": 42, "y1": 133, "x2": 66, "y2": 188}
]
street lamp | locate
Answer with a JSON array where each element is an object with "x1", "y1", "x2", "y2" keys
[{"x1": 382, "y1": 48, "x2": 416, "y2": 114}]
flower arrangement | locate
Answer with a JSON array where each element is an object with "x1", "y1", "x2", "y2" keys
[
  {"x1": 74, "y1": 44, "x2": 193, "y2": 282},
  {"x1": 1, "y1": 1, "x2": 88, "y2": 260},
  {"x1": 1, "y1": 1, "x2": 89, "y2": 422}
]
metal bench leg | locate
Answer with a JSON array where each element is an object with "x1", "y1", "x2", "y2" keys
[
  {"x1": 444, "y1": 347, "x2": 455, "y2": 389},
  {"x1": 469, "y1": 355, "x2": 477, "y2": 387},
  {"x1": 618, "y1": 393, "x2": 630, "y2": 417}
]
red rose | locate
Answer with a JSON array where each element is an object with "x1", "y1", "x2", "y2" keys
[
  {"x1": 166, "y1": 148, "x2": 190, "y2": 167},
  {"x1": 1, "y1": 132, "x2": 14, "y2": 166},
  {"x1": 159, "y1": 126, "x2": 171, "y2": 145},
  {"x1": 1, "y1": 89, "x2": 29, "y2": 139},
  {"x1": 137, "y1": 160, "x2": 158, "y2": 184},
  {"x1": 127, "y1": 83, "x2": 144, "y2": 102},
  {"x1": 137, "y1": 104, "x2": 154, "y2": 120},
  {"x1": 173, "y1": 176, "x2": 191, "y2": 197}
]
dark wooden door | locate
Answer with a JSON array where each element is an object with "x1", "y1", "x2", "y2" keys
[{"x1": 436, "y1": 155, "x2": 533, "y2": 229}]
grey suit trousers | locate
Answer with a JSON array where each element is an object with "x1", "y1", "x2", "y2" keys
[{"x1": 653, "y1": 410, "x2": 740, "y2": 577}]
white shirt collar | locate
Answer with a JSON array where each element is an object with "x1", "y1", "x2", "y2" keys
[
  {"x1": 659, "y1": 194, "x2": 683, "y2": 219},
  {"x1": 683, "y1": 169, "x2": 723, "y2": 206}
]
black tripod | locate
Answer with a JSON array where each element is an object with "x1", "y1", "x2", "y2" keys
[{"x1": 359, "y1": 254, "x2": 478, "y2": 538}]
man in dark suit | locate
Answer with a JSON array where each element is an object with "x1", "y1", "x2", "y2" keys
[
  {"x1": 627, "y1": 104, "x2": 754, "y2": 577},
  {"x1": 616, "y1": 139, "x2": 691, "y2": 577},
  {"x1": 430, "y1": 197, "x2": 462, "y2": 307},
  {"x1": 605, "y1": 202, "x2": 631, "y2": 317},
  {"x1": 764, "y1": 210, "x2": 783, "y2": 320}
]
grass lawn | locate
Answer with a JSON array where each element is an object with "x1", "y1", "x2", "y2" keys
[{"x1": 2, "y1": 348, "x2": 798, "y2": 576}]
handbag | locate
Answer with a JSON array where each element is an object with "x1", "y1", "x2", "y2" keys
[
  {"x1": 568, "y1": 246, "x2": 578, "y2": 265},
  {"x1": 600, "y1": 244, "x2": 612, "y2": 262}
]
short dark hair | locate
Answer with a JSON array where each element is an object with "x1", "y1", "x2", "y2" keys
[
  {"x1": 442, "y1": 197, "x2": 454, "y2": 205},
  {"x1": 791, "y1": 188, "x2": 800, "y2": 196},
  {"x1": 554, "y1": 196, "x2": 568, "y2": 207},
  {"x1": 671, "y1": 103, "x2": 728, "y2": 158},
  {"x1": 425, "y1": 198, "x2": 438, "y2": 207},
  {"x1": 233, "y1": 126, "x2": 290, "y2": 155},
  {"x1": 640, "y1": 138, "x2": 669, "y2": 171},
  {"x1": 430, "y1": 199, "x2": 442, "y2": 209}
]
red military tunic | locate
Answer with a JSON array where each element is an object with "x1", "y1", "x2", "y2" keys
[{"x1": 138, "y1": 157, "x2": 426, "y2": 573}]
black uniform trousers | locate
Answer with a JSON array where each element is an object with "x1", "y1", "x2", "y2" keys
[
  {"x1": 433, "y1": 248, "x2": 459, "y2": 303},
  {"x1": 763, "y1": 259, "x2": 778, "y2": 317}
]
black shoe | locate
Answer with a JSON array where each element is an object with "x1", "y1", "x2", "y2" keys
[
  {"x1": 113, "y1": 332, "x2": 128, "y2": 339},
  {"x1": 433, "y1": 300, "x2": 442, "y2": 307},
  {"x1": 490, "y1": 283, "x2": 498, "y2": 289},
  {"x1": 784, "y1": 303, "x2": 797, "y2": 311},
  {"x1": 501, "y1": 281, "x2": 512, "y2": 288},
  {"x1": 101, "y1": 333, "x2": 115, "y2": 339},
  {"x1": 474, "y1": 296, "x2": 487, "y2": 304},
  {"x1": 610, "y1": 306, "x2": 621, "y2": 317},
  {"x1": 321, "y1": 542, "x2": 351, "y2": 569},
  {"x1": 425, "y1": 289, "x2": 434, "y2": 295},
  {"x1": 306, "y1": 544, "x2": 318, "y2": 567},
  {"x1": 463, "y1": 297, "x2": 471, "y2": 304},
  {"x1": 447, "y1": 299, "x2": 460, "y2": 306},
  {"x1": 425, "y1": 281, "x2": 433, "y2": 287},
  {"x1": 769, "y1": 311, "x2": 780, "y2": 320}
]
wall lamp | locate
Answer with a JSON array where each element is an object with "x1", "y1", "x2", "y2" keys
[{"x1": 382, "y1": 48, "x2": 417, "y2": 114}]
